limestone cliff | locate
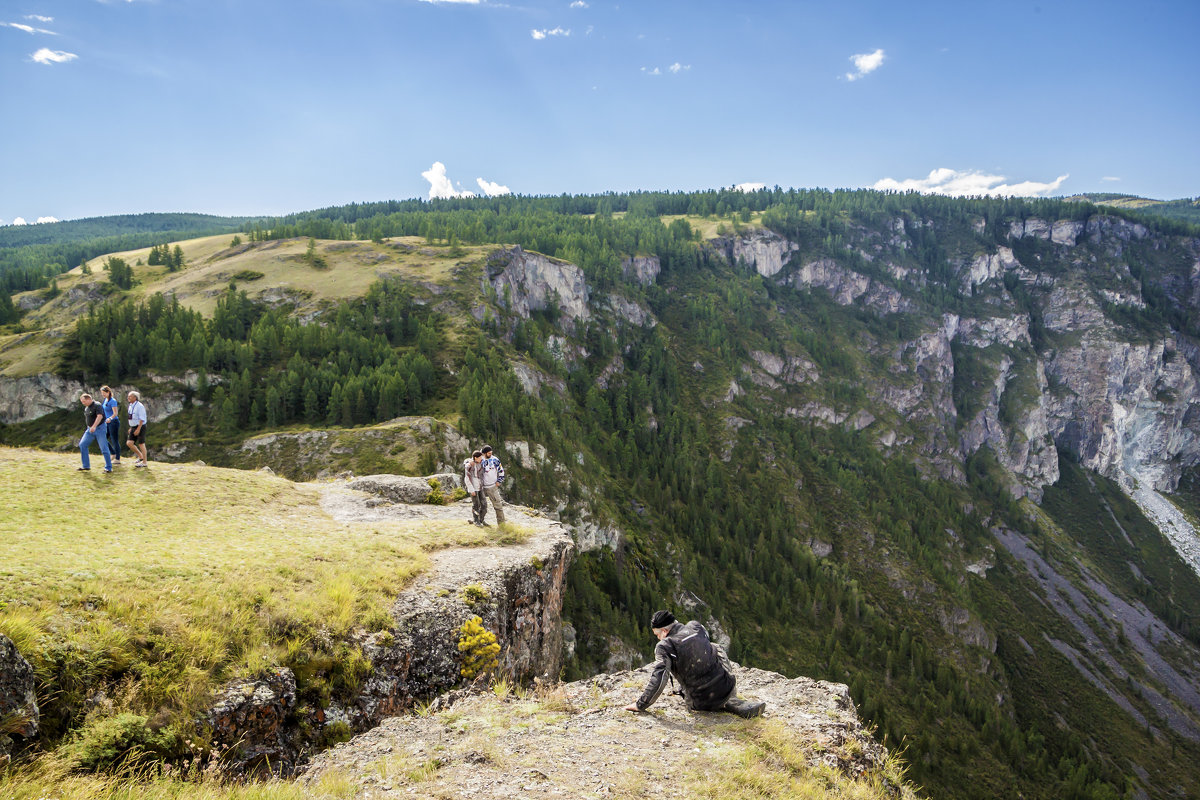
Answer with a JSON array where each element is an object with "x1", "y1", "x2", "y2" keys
[
  {"x1": 485, "y1": 246, "x2": 590, "y2": 331},
  {"x1": 713, "y1": 216, "x2": 1200, "y2": 504}
]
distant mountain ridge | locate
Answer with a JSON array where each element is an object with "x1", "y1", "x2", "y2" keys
[
  {"x1": 0, "y1": 212, "x2": 256, "y2": 295},
  {"x1": 0, "y1": 212, "x2": 253, "y2": 249}
]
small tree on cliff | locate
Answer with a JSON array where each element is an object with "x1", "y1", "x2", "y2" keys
[{"x1": 458, "y1": 616, "x2": 500, "y2": 682}]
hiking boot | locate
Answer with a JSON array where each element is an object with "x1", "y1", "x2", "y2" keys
[{"x1": 723, "y1": 698, "x2": 766, "y2": 719}]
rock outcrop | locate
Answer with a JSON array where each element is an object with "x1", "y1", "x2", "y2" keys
[
  {"x1": 302, "y1": 664, "x2": 910, "y2": 798},
  {"x1": 485, "y1": 246, "x2": 590, "y2": 330},
  {"x1": 347, "y1": 472, "x2": 462, "y2": 504},
  {"x1": 620, "y1": 255, "x2": 660, "y2": 286},
  {"x1": 0, "y1": 633, "x2": 39, "y2": 760},
  {"x1": 0, "y1": 372, "x2": 87, "y2": 424},
  {"x1": 205, "y1": 486, "x2": 573, "y2": 775}
]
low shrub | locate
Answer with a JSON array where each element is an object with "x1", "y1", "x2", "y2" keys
[{"x1": 62, "y1": 713, "x2": 178, "y2": 772}]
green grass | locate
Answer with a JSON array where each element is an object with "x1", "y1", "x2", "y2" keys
[
  {"x1": 0, "y1": 446, "x2": 516, "y2": 743},
  {"x1": 681, "y1": 719, "x2": 918, "y2": 800},
  {"x1": 0, "y1": 754, "x2": 358, "y2": 800}
]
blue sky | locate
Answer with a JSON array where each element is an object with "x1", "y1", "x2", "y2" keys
[{"x1": 2, "y1": 0, "x2": 1198, "y2": 224}]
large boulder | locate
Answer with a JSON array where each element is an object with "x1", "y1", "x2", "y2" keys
[
  {"x1": 347, "y1": 473, "x2": 462, "y2": 504},
  {"x1": 0, "y1": 633, "x2": 39, "y2": 757}
]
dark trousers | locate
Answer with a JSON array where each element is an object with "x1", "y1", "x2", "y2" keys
[
  {"x1": 106, "y1": 421, "x2": 122, "y2": 460},
  {"x1": 471, "y1": 491, "x2": 488, "y2": 523}
]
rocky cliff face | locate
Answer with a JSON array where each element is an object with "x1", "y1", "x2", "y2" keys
[
  {"x1": 711, "y1": 228, "x2": 799, "y2": 278},
  {"x1": 0, "y1": 371, "x2": 208, "y2": 425},
  {"x1": 0, "y1": 633, "x2": 39, "y2": 763},
  {"x1": 485, "y1": 246, "x2": 590, "y2": 330},
  {"x1": 713, "y1": 217, "x2": 1200, "y2": 503},
  {"x1": 204, "y1": 485, "x2": 573, "y2": 775},
  {"x1": 0, "y1": 373, "x2": 86, "y2": 424}
]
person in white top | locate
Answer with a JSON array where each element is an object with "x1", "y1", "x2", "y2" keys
[{"x1": 126, "y1": 390, "x2": 149, "y2": 467}]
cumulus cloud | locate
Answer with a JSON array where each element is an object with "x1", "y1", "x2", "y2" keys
[
  {"x1": 37, "y1": 216, "x2": 59, "y2": 224},
  {"x1": 531, "y1": 26, "x2": 569, "y2": 39},
  {"x1": 32, "y1": 47, "x2": 76, "y2": 64},
  {"x1": 872, "y1": 168, "x2": 1069, "y2": 198},
  {"x1": 422, "y1": 162, "x2": 475, "y2": 199},
  {"x1": 571, "y1": 1, "x2": 589, "y2": 6},
  {"x1": 668, "y1": 62, "x2": 690, "y2": 74},
  {"x1": 11, "y1": 217, "x2": 27, "y2": 225},
  {"x1": 845, "y1": 48, "x2": 884, "y2": 81},
  {"x1": 3, "y1": 21, "x2": 56, "y2": 34},
  {"x1": 640, "y1": 66, "x2": 661, "y2": 76},
  {"x1": 476, "y1": 177, "x2": 511, "y2": 197},
  {"x1": 26, "y1": 15, "x2": 54, "y2": 22},
  {"x1": 734, "y1": 182, "x2": 767, "y2": 193},
  {"x1": 422, "y1": 162, "x2": 509, "y2": 200}
]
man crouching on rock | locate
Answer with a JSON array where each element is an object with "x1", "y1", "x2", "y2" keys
[{"x1": 624, "y1": 610, "x2": 766, "y2": 718}]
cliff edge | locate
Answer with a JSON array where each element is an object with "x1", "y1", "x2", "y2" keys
[{"x1": 304, "y1": 662, "x2": 916, "y2": 799}]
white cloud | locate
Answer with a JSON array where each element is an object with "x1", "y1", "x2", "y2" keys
[
  {"x1": 668, "y1": 62, "x2": 690, "y2": 74},
  {"x1": 419, "y1": 0, "x2": 482, "y2": 3},
  {"x1": 421, "y1": 164, "x2": 510, "y2": 199},
  {"x1": 734, "y1": 182, "x2": 766, "y2": 193},
  {"x1": 845, "y1": 48, "x2": 884, "y2": 81},
  {"x1": 531, "y1": 26, "x2": 569, "y2": 39},
  {"x1": 36, "y1": 216, "x2": 59, "y2": 224},
  {"x1": 571, "y1": 0, "x2": 589, "y2": 7},
  {"x1": 640, "y1": 66, "x2": 661, "y2": 76},
  {"x1": 421, "y1": 162, "x2": 476, "y2": 199},
  {"x1": 1101, "y1": 176, "x2": 1121, "y2": 182},
  {"x1": 872, "y1": 168, "x2": 1069, "y2": 198},
  {"x1": 26, "y1": 15, "x2": 54, "y2": 22},
  {"x1": 32, "y1": 47, "x2": 76, "y2": 64},
  {"x1": 476, "y1": 177, "x2": 511, "y2": 197},
  {"x1": 11, "y1": 217, "x2": 27, "y2": 226},
  {"x1": 3, "y1": 21, "x2": 56, "y2": 34}
]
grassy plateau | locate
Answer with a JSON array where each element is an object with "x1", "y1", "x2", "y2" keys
[{"x1": 0, "y1": 446, "x2": 524, "y2": 767}]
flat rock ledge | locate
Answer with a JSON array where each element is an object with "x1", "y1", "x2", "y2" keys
[{"x1": 303, "y1": 664, "x2": 903, "y2": 799}]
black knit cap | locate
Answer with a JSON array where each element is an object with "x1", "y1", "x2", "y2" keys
[{"x1": 651, "y1": 610, "x2": 675, "y2": 629}]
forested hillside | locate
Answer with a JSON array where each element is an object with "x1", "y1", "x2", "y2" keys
[
  {"x1": 0, "y1": 213, "x2": 251, "y2": 295},
  {"x1": 4, "y1": 188, "x2": 1200, "y2": 798}
]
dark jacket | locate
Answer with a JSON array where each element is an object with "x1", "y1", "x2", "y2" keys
[{"x1": 636, "y1": 620, "x2": 735, "y2": 711}]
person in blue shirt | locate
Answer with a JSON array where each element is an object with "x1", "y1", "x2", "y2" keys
[
  {"x1": 100, "y1": 385, "x2": 122, "y2": 465},
  {"x1": 78, "y1": 393, "x2": 113, "y2": 472},
  {"x1": 479, "y1": 444, "x2": 506, "y2": 525}
]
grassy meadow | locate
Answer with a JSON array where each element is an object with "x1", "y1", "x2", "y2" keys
[
  {"x1": 0, "y1": 446, "x2": 522, "y2": 752},
  {"x1": 0, "y1": 234, "x2": 485, "y2": 378}
]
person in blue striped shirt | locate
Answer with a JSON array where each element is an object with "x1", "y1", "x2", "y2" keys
[{"x1": 479, "y1": 444, "x2": 506, "y2": 525}]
